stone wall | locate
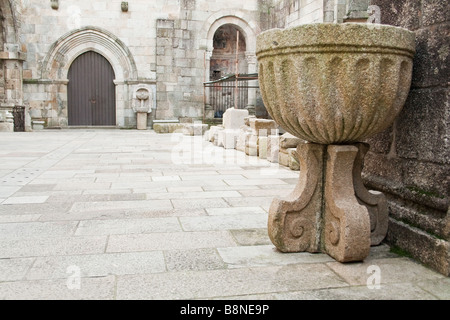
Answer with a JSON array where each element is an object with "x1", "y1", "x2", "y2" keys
[
  {"x1": 259, "y1": 0, "x2": 325, "y2": 29},
  {"x1": 15, "y1": 0, "x2": 262, "y2": 127},
  {"x1": 364, "y1": 0, "x2": 449, "y2": 276}
]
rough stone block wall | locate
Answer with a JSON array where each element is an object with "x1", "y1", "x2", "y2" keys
[
  {"x1": 365, "y1": 0, "x2": 449, "y2": 276},
  {"x1": 155, "y1": 14, "x2": 204, "y2": 120},
  {"x1": 259, "y1": 0, "x2": 324, "y2": 29}
]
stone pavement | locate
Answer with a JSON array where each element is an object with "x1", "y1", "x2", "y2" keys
[{"x1": 0, "y1": 129, "x2": 447, "y2": 300}]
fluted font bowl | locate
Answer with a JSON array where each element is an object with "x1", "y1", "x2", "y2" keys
[{"x1": 256, "y1": 23, "x2": 415, "y2": 144}]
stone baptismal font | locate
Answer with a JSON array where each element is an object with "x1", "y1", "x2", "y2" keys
[{"x1": 256, "y1": 23, "x2": 415, "y2": 262}]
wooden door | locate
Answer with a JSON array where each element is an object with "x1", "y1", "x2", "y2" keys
[{"x1": 68, "y1": 51, "x2": 116, "y2": 126}]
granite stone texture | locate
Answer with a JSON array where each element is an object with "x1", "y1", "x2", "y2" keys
[{"x1": 367, "y1": 0, "x2": 450, "y2": 276}]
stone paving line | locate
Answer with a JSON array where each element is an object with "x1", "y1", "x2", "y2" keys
[{"x1": 0, "y1": 129, "x2": 448, "y2": 300}]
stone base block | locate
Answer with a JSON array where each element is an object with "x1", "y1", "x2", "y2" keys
[
  {"x1": 278, "y1": 150, "x2": 290, "y2": 167},
  {"x1": 236, "y1": 129, "x2": 251, "y2": 153},
  {"x1": 32, "y1": 120, "x2": 45, "y2": 131},
  {"x1": 154, "y1": 122, "x2": 208, "y2": 136},
  {"x1": 137, "y1": 112, "x2": 148, "y2": 130},
  {"x1": 269, "y1": 143, "x2": 388, "y2": 263},
  {"x1": 0, "y1": 122, "x2": 13, "y2": 132},
  {"x1": 247, "y1": 135, "x2": 259, "y2": 156},
  {"x1": 183, "y1": 123, "x2": 209, "y2": 136},
  {"x1": 259, "y1": 136, "x2": 268, "y2": 159},
  {"x1": 223, "y1": 108, "x2": 249, "y2": 130},
  {"x1": 221, "y1": 129, "x2": 239, "y2": 149},
  {"x1": 267, "y1": 135, "x2": 280, "y2": 163},
  {"x1": 153, "y1": 123, "x2": 182, "y2": 134}
]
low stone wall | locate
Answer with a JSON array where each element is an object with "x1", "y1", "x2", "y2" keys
[{"x1": 153, "y1": 122, "x2": 209, "y2": 136}]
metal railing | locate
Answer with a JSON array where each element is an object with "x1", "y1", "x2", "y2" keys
[
  {"x1": 13, "y1": 106, "x2": 26, "y2": 132},
  {"x1": 204, "y1": 73, "x2": 259, "y2": 118}
]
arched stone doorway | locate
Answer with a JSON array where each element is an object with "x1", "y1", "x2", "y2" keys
[
  {"x1": 40, "y1": 26, "x2": 138, "y2": 128},
  {"x1": 210, "y1": 24, "x2": 247, "y2": 81},
  {"x1": 201, "y1": 13, "x2": 260, "y2": 117}
]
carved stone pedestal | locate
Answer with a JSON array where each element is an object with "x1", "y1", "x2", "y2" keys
[{"x1": 268, "y1": 142, "x2": 388, "y2": 262}]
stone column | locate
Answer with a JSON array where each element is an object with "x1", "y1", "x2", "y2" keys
[
  {"x1": 245, "y1": 52, "x2": 257, "y2": 116},
  {"x1": 204, "y1": 50, "x2": 214, "y2": 119}
]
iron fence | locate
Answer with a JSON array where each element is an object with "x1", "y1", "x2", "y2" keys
[
  {"x1": 13, "y1": 106, "x2": 25, "y2": 132},
  {"x1": 204, "y1": 73, "x2": 259, "y2": 119}
]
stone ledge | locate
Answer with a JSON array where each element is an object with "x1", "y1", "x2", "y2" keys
[
  {"x1": 386, "y1": 218, "x2": 450, "y2": 276},
  {"x1": 153, "y1": 122, "x2": 208, "y2": 136}
]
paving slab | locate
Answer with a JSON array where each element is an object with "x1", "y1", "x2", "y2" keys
[
  {"x1": 116, "y1": 264, "x2": 349, "y2": 300},
  {"x1": 27, "y1": 251, "x2": 166, "y2": 280},
  {"x1": 0, "y1": 276, "x2": 116, "y2": 300}
]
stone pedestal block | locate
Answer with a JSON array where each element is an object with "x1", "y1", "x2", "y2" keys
[
  {"x1": 137, "y1": 112, "x2": 148, "y2": 130},
  {"x1": 221, "y1": 129, "x2": 240, "y2": 149},
  {"x1": 236, "y1": 127, "x2": 251, "y2": 153},
  {"x1": 249, "y1": 118, "x2": 278, "y2": 136},
  {"x1": 223, "y1": 108, "x2": 249, "y2": 130},
  {"x1": 267, "y1": 135, "x2": 280, "y2": 163},
  {"x1": 268, "y1": 143, "x2": 389, "y2": 262},
  {"x1": 324, "y1": 145, "x2": 371, "y2": 262},
  {"x1": 258, "y1": 136, "x2": 268, "y2": 159},
  {"x1": 207, "y1": 126, "x2": 223, "y2": 143},
  {"x1": 247, "y1": 134, "x2": 259, "y2": 156}
]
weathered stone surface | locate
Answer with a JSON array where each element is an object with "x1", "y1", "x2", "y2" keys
[
  {"x1": 153, "y1": 123, "x2": 182, "y2": 134},
  {"x1": 223, "y1": 108, "x2": 249, "y2": 130},
  {"x1": 324, "y1": 145, "x2": 371, "y2": 262},
  {"x1": 0, "y1": 122, "x2": 13, "y2": 132},
  {"x1": 412, "y1": 24, "x2": 450, "y2": 88},
  {"x1": 353, "y1": 143, "x2": 388, "y2": 246},
  {"x1": 372, "y1": 0, "x2": 421, "y2": 30},
  {"x1": 267, "y1": 135, "x2": 280, "y2": 163},
  {"x1": 258, "y1": 136, "x2": 268, "y2": 159},
  {"x1": 244, "y1": 116, "x2": 256, "y2": 127},
  {"x1": 280, "y1": 133, "x2": 304, "y2": 149},
  {"x1": 268, "y1": 143, "x2": 325, "y2": 253},
  {"x1": 247, "y1": 134, "x2": 258, "y2": 157},
  {"x1": 136, "y1": 112, "x2": 148, "y2": 130},
  {"x1": 278, "y1": 148, "x2": 289, "y2": 167},
  {"x1": 221, "y1": 129, "x2": 240, "y2": 150},
  {"x1": 207, "y1": 126, "x2": 223, "y2": 142},
  {"x1": 288, "y1": 148, "x2": 300, "y2": 171},
  {"x1": 421, "y1": 0, "x2": 449, "y2": 27},
  {"x1": 184, "y1": 123, "x2": 208, "y2": 136},
  {"x1": 256, "y1": 23, "x2": 415, "y2": 144},
  {"x1": 387, "y1": 218, "x2": 450, "y2": 277},
  {"x1": 236, "y1": 127, "x2": 251, "y2": 153},
  {"x1": 249, "y1": 118, "x2": 277, "y2": 136},
  {"x1": 396, "y1": 88, "x2": 449, "y2": 163}
]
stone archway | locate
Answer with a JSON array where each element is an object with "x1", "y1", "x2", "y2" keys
[
  {"x1": 40, "y1": 26, "x2": 137, "y2": 127},
  {"x1": 201, "y1": 12, "x2": 260, "y2": 115},
  {"x1": 210, "y1": 24, "x2": 247, "y2": 81}
]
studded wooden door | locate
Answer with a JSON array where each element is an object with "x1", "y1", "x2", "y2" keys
[{"x1": 68, "y1": 51, "x2": 116, "y2": 126}]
